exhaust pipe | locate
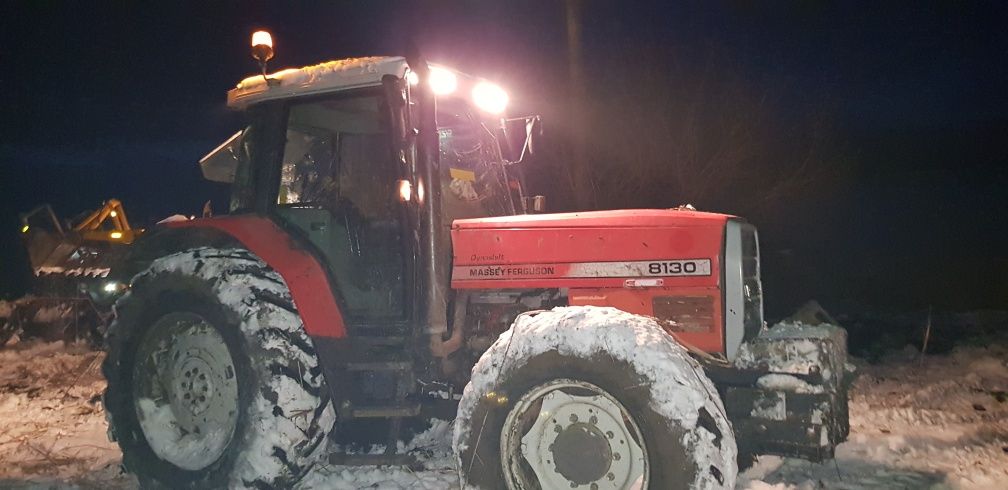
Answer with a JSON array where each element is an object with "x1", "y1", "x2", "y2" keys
[{"x1": 429, "y1": 292, "x2": 469, "y2": 358}]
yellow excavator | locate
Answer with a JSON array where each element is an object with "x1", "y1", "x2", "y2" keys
[{"x1": 1, "y1": 199, "x2": 144, "y2": 345}]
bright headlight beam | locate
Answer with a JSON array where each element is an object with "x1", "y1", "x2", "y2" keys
[
  {"x1": 429, "y1": 67, "x2": 458, "y2": 95},
  {"x1": 472, "y1": 81, "x2": 509, "y2": 114}
]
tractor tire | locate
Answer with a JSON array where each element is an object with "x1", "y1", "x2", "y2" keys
[
  {"x1": 454, "y1": 306, "x2": 736, "y2": 490},
  {"x1": 103, "y1": 248, "x2": 336, "y2": 489}
]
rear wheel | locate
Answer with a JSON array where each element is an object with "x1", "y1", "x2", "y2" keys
[
  {"x1": 103, "y1": 248, "x2": 335, "y2": 489},
  {"x1": 454, "y1": 306, "x2": 737, "y2": 490}
]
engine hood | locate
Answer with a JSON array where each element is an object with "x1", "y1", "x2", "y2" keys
[
  {"x1": 452, "y1": 209, "x2": 735, "y2": 230},
  {"x1": 450, "y1": 209, "x2": 732, "y2": 290}
]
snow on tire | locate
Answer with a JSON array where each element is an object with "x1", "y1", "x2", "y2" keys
[
  {"x1": 454, "y1": 306, "x2": 736, "y2": 490},
  {"x1": 103, "y1": 248, "x2": 336, "y2": 489}
]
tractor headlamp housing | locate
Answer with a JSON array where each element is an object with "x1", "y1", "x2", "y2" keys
[
  {"x1": 429, "y1": 67, "x2": 458, "y2": 95},
  {"x1": 472, "y1": 81, "x2": 509, "y2": 114}
]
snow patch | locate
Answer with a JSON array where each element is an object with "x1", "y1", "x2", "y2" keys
[
  {"x1": 0, "y1": 340, "x2": 134, "y2": 487},
  {"x1": 756, "y1": 374, "x2": 824, "y2": 394},
  {"x1": 297, "y1": 419, "x2": 459, "y2": 489},
  {"x1": 34, "y1": 266, "x2": 111, "y2": 278},
  {"x1": 32, "y1": 304, "x2": 72, "y2": 324},
  {"x1": 156, "y1": 214, "x2": 189, "y2": 224},
  {"x1": 134, "y1": 398, "x2": 232, "y2": 471},
  {"x1": 735, "y1": 321, "x2": 850, "y2": 385}
]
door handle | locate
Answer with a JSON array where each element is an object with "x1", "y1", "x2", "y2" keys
[{"x1": 310, "y1": 222, "x2": 327, "y2": 232}]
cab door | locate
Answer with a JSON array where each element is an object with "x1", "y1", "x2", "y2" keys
[{"x1": 272, "y1": 90, "x2": 411, "y2": 327}]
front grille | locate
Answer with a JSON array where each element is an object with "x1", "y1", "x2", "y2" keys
[{"x1": 740, "y1": 225, "x2": 764, "y2": 340}]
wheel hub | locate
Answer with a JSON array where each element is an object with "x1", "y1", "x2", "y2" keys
[
  {"x1": 551, "y1": 422, "x2": 612, "y2": 484},
  {"x1": 175, "y1": 357, "x2": 216, "y2": 415},
  {"x1": 132, "y1": 312, "x2": 239, "y2": 471},
  {"x1": 502, "y1": 380, "x2": 648, "y2": 490}
]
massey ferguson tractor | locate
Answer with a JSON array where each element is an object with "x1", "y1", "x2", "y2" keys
[{"x1": 101, "y1": 32, "x2": 852, "y2": 489}]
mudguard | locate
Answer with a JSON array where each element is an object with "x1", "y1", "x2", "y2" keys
[{"x1": 146, "y1": 214, "x2": 348, "y2": 338}]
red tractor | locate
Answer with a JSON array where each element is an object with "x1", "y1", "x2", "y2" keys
[{"x1": 102, "y1": 34, "x2": 851, "y2": 489}]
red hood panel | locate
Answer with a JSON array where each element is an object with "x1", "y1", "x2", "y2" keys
[
  {"x1": 451, "y1": 209, "x2": 729, "y2": 289},
  {"x1": 453, "y1": 209, "x2": 734, "y2": 230}
]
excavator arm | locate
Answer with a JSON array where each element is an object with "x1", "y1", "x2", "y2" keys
[{"x1": 72, "y1": 198, "x2": 139, "y2": 244}]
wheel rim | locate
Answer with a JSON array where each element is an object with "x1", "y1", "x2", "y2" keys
[
  {"x1": 501, "y1": 379, "x2": 649, "y2": 490},
  {"x1": 132, "y1": 312, "x2": 240, "y2": 471}
]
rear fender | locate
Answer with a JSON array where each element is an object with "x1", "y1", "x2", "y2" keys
[
  {"x1": 118, "y1": 225, "x2": 240, "y2": 281},
  {"x1": 127, "y1": 214, "x2": 346, "y2": 339}
]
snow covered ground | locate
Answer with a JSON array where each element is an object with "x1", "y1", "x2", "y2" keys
[
  {"x1": 738, "y1": 344, "x2": 1008, "y2": 490},
  {"x1": 0, "y1": 341, "x2": 131, "y2": 489},
  {"x1": 0, "y1": 339, "x2": 1006, "y2": 489}
]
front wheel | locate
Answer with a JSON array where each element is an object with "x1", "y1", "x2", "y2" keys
[{"x1": 454, "y1": 306, "x2": 737, "y2": 490}]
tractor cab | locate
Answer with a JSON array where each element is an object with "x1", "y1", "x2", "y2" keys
[{"x1": 199, "y1": 54, "x2": 538, "y2": 330}]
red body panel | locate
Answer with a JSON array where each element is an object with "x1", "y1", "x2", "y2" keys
[
  {"x1": 451, "y1": 210, "x2": 730, "y2": 289},
  {"x1": 451, "y1": 209, "x2": 731, "y2": 352},
  {"x1": 568, "y1": 287, "x2": 723, "y2": 353},
  {"x1": 165, "y1": 215, "x2": 347, "y2": 338}
]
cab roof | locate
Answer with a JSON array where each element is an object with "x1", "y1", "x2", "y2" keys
[{"x1": 227, "y1": 56, "x2": 409, "y2": 109}]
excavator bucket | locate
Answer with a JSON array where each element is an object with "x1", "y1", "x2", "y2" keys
[{"x1": 2, "y1": 200, "x2": 142, "y2": 345}]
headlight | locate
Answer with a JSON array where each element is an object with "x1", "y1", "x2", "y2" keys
[
  {"x1": 472, "y1": 81, "x2": 508, "y2": 114},
  {"x1": 429, "y1": 67, "x2": 458, "y2": 95}
]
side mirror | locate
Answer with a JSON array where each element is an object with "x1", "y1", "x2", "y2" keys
[
  {"x1": 199, "y1": 130, "x2": 245, "y2": 183},
  {"x1": 501, "y1": 115, "x2": 542, "y2": 164}
]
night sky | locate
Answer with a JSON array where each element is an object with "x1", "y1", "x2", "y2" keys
[{"x1": 2, "y1": 2, "x2": 1006, "y2": 319}]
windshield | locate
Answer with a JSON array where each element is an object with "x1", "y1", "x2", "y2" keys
[{"x1": 437, "y1": 98, "x2": 516, "y2": 220}]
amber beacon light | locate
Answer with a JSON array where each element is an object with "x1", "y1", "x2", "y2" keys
[{"x1": 251, "y1": 30, "x2": 274, "y2": 79}]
